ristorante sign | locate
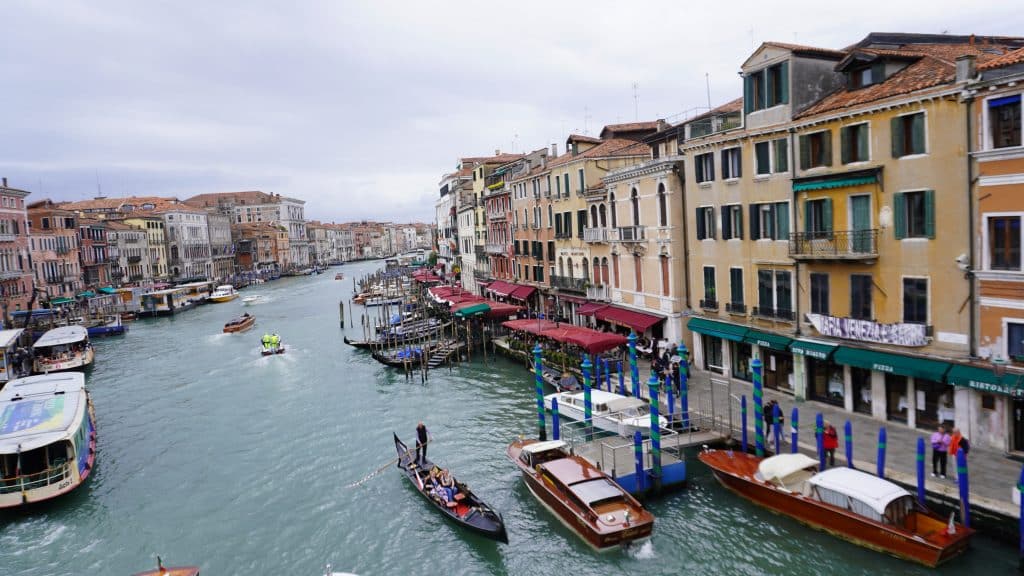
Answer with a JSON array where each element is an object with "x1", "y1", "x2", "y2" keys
[{"x1": 806, "y1": 313, "x2": 928, "y2": 347}]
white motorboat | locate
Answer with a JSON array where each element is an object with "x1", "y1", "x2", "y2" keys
[
  {"x1": 208, "y1": 284, "x2": 239, "y2": 303},
  {"x1": 544, "y1": 389, "x2": 667, "y2": 436},
  {"x1": 241, "y1": 295, "x2": 264, "y2": 305}
]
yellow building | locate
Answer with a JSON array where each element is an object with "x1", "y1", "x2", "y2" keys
[
  {"x1": 123, "y1": 215, "x2": 169, "y2": 280},
  {"x1": 684, "y1": 33, "x2": 1024, "y2": 444}
]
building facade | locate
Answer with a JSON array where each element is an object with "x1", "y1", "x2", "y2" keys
[
  {"x1": 27, "y1": 200, "x2": 82, "y2": 302},
  {"x1": 0, "y1": 180, "x2": 33, "y2": 314}
]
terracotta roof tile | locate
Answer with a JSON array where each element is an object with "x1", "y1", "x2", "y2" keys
[
  {"x1": 547, "y1": 138, "x2": 648, "y2": 169},
  {"x1": 979, "y1": 46, "x2": 1024, "y2": 70},
  {"x1": 797, "y1": 41, "x2": 1024, "y2": 118},
  {"x1": 682, "y1": 98, "x2": 743, "y2": 126},
  {"x1": 763, "y1": 41, "x2": 845, "y2": 59},
  {"x1": 566, "y1": 134, "x2": 602, "y2": 144}
]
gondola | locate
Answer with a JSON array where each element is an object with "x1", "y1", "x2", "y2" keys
[{"x1": 393, "y1": 433, "x2": 508, "y2": 544}]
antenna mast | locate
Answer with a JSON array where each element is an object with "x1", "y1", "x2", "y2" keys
[{"x1": 632, "y1": 82, "x2": 639, "y2": 121}]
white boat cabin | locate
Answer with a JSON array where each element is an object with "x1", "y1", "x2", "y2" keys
[{"x1": 518, "y1": 440, "x2": 570, "y2": 469}]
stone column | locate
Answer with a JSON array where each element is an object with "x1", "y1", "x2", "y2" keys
[
  {"x1": 871, "y1": 370, "x2": 887, "y2": 421},
  {"x1": 843, "y1": 365, "x2": 854, "y2": 413},
  {"x1": 906, "y1": 377, "x2": 917, "y2": 430},
  {"x1": 793, "y1": 351, "x2": 807, "y2": 402}
]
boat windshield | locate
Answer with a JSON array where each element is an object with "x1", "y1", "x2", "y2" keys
[
  {"x1": 569, "y1": 478, "x2": 624, "y2": 507},
  {"x1": 617, "y1": 405, "x2": 650, "y2": 418}
]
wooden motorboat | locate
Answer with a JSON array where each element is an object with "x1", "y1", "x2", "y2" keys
[
  {"x1": 335, "y1": 273, "x2": 345, "y2": 280},
  {"x1": 132, "y1": 557, "x2": 199, "y2": 576},
  {"x1": 394, "y1": 433, "x2": 508, "y2": 543},
  {"x1": 223, "y1": 314, "x2": 256, "y2": 333},
  {"x1": 507, "y1": 438, "x2": 653, "y2": 550},
  {"x1": 698, "y1": 449, "x2": 973, "y2": 567},
  {"x1": 544, "y1": 389, "x2": 667, "y2": 437}
]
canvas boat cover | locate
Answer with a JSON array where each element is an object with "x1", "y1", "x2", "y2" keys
[
  {"x1": 757, "y1": 453, "x2": 819, "y2": 484},
  {"x1": 807, "y1": 466, "x2": 911, "y2": 516}
]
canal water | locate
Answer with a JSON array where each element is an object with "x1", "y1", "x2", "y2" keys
[{"x1": 0, "y1": 259, "x2": 1018, "y2": 575}]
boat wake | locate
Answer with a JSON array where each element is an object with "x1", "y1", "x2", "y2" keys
[
  {"x1": 625, "y1": 539, "x2": 656, "y2": 560},
  {"x1": 206, "y1": 333, "x2": 232, "y2": 343}
]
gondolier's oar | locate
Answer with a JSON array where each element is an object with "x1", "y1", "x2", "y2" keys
[{"x1": 345, "y1": 439, "x2": 433, "y2": 488}]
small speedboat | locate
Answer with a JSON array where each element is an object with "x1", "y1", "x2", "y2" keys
[
  {"x1": 335, "y1": 273, "x2": 345, "y2": 280},
  {"x1": 132, "y1": 557, "x2": 199, "y2": 576},
  {"x1": 209, "y1": 285, "x2": 239, "y2": 303},
  {"x1": 241, "y1": 295, "x2": 263, "y2": 305},
  {"x1": 394, "y1": 433, "x2": 508, "y2": 543},
  {"x1": 544, "y1": 389, "x2": 667, "y2": 436},
  {"x1": 223, "y1": 314, "x2": 256, "y2": 333}
]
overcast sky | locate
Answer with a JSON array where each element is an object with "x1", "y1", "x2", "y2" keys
[{"x1": 0, "y1": 1, "x2": 1015, "y2": 224}]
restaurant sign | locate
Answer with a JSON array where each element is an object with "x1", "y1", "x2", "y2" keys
[{"x1": 806, "y1": 313, "x2": 927, "y2": 347}]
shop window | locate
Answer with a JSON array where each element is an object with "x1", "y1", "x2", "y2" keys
[
  {"x1": 732, "y1": 342, "x2": 752, "y2": 382},
  {"x1": 808, "y1": 357, "x2": 844, "y2": 407},
  {"x1": 982, "y1": 394, "x2": 996, "y2": 411},
  {"x1": 885, "y1": 373, "x2": 908, "y2": 423},
  {"x1": 703, "y1": 334, "x2": 724, "y2": 374}
]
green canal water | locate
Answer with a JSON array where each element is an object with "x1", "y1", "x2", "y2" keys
[{"x1": 0, "y1": 259, "x2": 1019, "y2": 575}]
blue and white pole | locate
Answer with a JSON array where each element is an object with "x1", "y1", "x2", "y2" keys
[{"x1": 753, "y1": 358, "x2": 764, "y2": 457}]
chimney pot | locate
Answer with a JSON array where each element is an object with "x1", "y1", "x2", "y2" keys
[
  {"x1": 956, "y1": 54, "x2": 977, "y2": 82},
  {"x1": 551, "y1": 143, "x2": 558, "y2": 157}
]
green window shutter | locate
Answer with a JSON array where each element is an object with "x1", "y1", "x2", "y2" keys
[
  {"x1": 911, "y1": 113, "x2": 925, "y2": 154},
  {"x1": 799, "y1": 135, "x2": 810, "y2": 170},
  {"x1": 823, "y1": 198, "x2": 833, "y2": 232},
  {"x1": 870, "y1": 61, "x2": 885, "y2": 84},
  {"x1": 736, "y1": 208, "x2": 744, "y2": 239},
  {"x1": 749, "y1": 204, "x2": 761, "y2": 240},
  {"x1": 744, "y1": 76, "x2": 753, "y2": 114},
  {"x1": 822, "y1": 130, "x2": 833, "y2": 166},
  {"x1": 804, "y1": 201, "x2": 812, "y2": 233},
  {"x1": 891, "y1": 116, "x2": 904, "y2": 158},
  {"x1": 695, "y1": 157, "x2": 704, "y2": 182},
  {"x1": 840, "y1": 127, "x2": 851, "y2": 164},
  {"x1": 776, "y1": 203, "x2": 790, "y2": 239},
  {"x1": 894, "y1": 192, "x2": 906, "y2": 239},
  {"x1": 924, "y1": 189, "x2": 935, "y2": 239},
  {"x1": 709, "y1": 207, "x2": 716, "y2": 239},
  {"x1": 858, "y1": 124, "x2": 869, "y2": 161},
  {"x1": 737, "y1": 149, "x2": 742, "y2": 178},
  {"x1": 696, "y1": 208, "x2": 706, "y2": 239},
  {"x1": 780, "y1": 61, "x2": 789, "y2": 104},
  {"x1": 722, "y1": 208, "x2": 732, "y2": 238},
  {"x1": 776, "y1": 139, "x2": 789, "y2": 172}
]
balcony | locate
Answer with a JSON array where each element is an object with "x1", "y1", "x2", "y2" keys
[
  {"x1": 128, "y1": 255, "x2": 142, "y2": 263},
  {"x1": 0, "y1": 233, "x2": 16, "y2": 243},
  {"x1": 614, "y1": 226, "x2": 646, "y2": 243},
  {"x1": 789, "y1": 230, "x2": 879, "y2": 261},
  {"x1": 586, "y1": 284, "x2": 610, "y2": 301},
  {"x1": 725, "y1": 302, "x2": 747, "y2": 314},
  {"x1": 0, "y1": 270, "x2": 22, "y2": 280},
  {"x1": 474, "y1": 246, "x2": 487, "y2": 259},
  {"x1": 699, "y1": 298, "x2": 718, "y2": 311},
  {"x1": 583, "y1": 228, "x2": 610, "y2": 243},
  {"x1": 63, "y1": 274, "x2": 79, "y2": 283},
  {"x1": 487, "y1": 211, "x2": 506, "y2": 221},
  {"x1": 752, "y1": 307, "x2": 796, "y2": 322},
  {"x1": 485, "y1": 243, "x2": 506, "y2": 255},
  {"x1": 551, "y1": 275, "x2": 587, "y2": 294},
  {"x1": 473, "y1": 269, "x2": 491, "y2": 282}
]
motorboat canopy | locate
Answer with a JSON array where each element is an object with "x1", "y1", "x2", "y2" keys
[
  {"x1": 807, "y1": 466, "x2": 912, "y2": 517},
  {"x1": 521, "y1": 439, "x2": 568, "y2": 455},
  {"x1": 0, "y1": 372, "x2": 86, "y2": 453},
  {"x1": 33, "y1": 326, "x2": 89, "y2": 348},
  {"x1": 756, "y1": 453, "x2": 819, "y2": 484}
]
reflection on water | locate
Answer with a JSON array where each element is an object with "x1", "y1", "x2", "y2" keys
[{"x1": 0, "y1": 260, "x2": 1017, "y2": 575}]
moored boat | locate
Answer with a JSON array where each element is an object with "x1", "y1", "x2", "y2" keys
[
  {"x1": 698, "y1": 449, "x2": 973, "y2": 567},
  {"x1": 394, "y1": 433, "x2": 508, "y2": 543},
  {"x1": 506, "y1": 438, "x2": 653, "y2": 550},
  {"x1": 208, "y1": 284, "x2": 239, "y2": 303},
  {"x1": 223, "y1": 313, "x2": 256, "y2": 333},
  {"x1": 544, "y1": 389, "x2": 666, "y2": 436},
  {"x1": 86, "y1": 314, "x2": 127, "y2": 337},
  {"x1": 0, "y1": 372, "x2": 97, "y2": 508},
  {"x1": 32, "y1": 325, "x2": 95, "y2": 374}
]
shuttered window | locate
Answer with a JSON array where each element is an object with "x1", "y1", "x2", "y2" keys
[
  {"x1": 730, "y1": 268, "x2": 744, "y2": 306},
  {"x1": 891, "y1": 113, "x2": 926, "y2": 157},
  {"x1": 893, "y1": 190, "x2": 935, "y2": 239},
  {"x1": 744, "y1": 61, "x2": 789, "y2": 113},
  {"x1": 841, "y1": 123, "x2": 870, "y2": 164},
  {"x1": 695, "y1": 153, "x2": 715, "y2": 183},
  {"x1": 696, "y1": 207, "x2": 716, "y2": 240},
  {"x1": 799, "y1": 130, "x2": 832, "y2": 169}
]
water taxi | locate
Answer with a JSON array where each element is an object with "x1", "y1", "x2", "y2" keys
[
  {"x1": 543, "y1": 389, "x2": 667, "y2": 436},
  {"x1": 0, "y1": 372, "x2": 97, "y2": 508},
  {"x1": 698, "y1": 449, "x2": 973, "y2": 567},
  {"x1": 208, "y1": 285, "x2": 239, "y2": 303},
  {"x1": 335, "y1": 273, "x2": 345, "y2": 280},
  {"x1": 32, "y1": 326, "x2": 95, "y2": 374},
  {"x1": 507, "y1": 439, "x2": 654, "y2": 550},
  {"x1": 224, "y1": 313, "x2": 256, "y2": 333}
]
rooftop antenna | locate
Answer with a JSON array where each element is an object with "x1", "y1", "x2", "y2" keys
[
  {"x1": 583, "y1": 106, "x2": 592, "y2": 135},
  {"x1": 94, "y1": 169, "x2": 105, "y2": 199},
  {"x1": 706, "y1": 73, "x2": 712, "y2": 109},
  {"x1": 632, "y1": 82, "x2": 639, "y2": 121}
]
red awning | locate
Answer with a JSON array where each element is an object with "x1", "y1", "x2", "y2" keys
[
  {"x1": 414, "y1": 274, "x2": 443, "y2": 283},
  {"x1": 540, "y1": 325, "x2": 627, "y2": 355},
  {"x1": 502, "y1": 318, "x2": 559, "y2": 336},
  {"x1": 576, "y1": 301, "x2": 610, "y2": 316},
  {"x1": 484, "y1": 301, "x2": 523, "y2": 319},
  {"x1": 509, "y1": 284, "x2": 537, "y2": 301},
  {"x1": 557, "y1": 294, "x2": 586, "y2": 304},
  {"x1": 594, "y1": 305, "x2": 665, "y2": 332},
  {"x1": 489, "y1": 280, "x2": 514, "y2": 297},
  {"x1": 446, "y1": 292, "x2": 485, "y2": 305}
]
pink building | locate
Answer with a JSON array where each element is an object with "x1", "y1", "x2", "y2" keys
[{"x1": 0, "y1": 178, "x2": 33, "y2": 317}]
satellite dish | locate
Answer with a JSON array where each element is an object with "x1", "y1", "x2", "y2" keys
[{"x1": 878, "y1": 205, "x2": 892, "y2": 229}]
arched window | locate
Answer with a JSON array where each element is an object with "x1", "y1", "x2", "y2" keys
[
  {"x1": 558, "y1": 256, "x2": 564, "y2": 276},
  {"x1": 582, "y1": 258, "x2": 589, "y2": 282},
  {"x1": 599, "y1": 204, "x2": 607, "y2": 228},
  {"x1": 631, "y1": 188, "x2": 640, "y2": 226},
  {"x1": 657, "y1": 183, "x2": 667, "y2": 227},
  {"x1": 567, "y1": 258, "x2": 574, "y2": 279},
  {"x1": 610, "y1": 193, "x2": 617, "y2": 228},
  {"x1": 601, "y1": 257, "x2": 610, "y2": 284},
  {"x1": 592, "y1": 257, "x2": 600, "y2": 283},
  {"x1": 590, "y1": 205, "x2": 598, "y2": 228}
]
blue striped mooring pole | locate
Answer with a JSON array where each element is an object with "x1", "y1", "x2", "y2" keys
[
  {"x1": 877, "y1": 427, "x2": 887, "y2": 478},
  {"x1": 957, "y1": 448, "x2": 971, "y2": 528},
  {"x1": 533, "y1": 344, "x2": 546, "y2": 441},
  {"x1": 679, "y1": 343, "x2": 690, "y2": 430},
  {"x1": 790, "y1": 406, "x2": 799, "y2": 454},
  {"x1": 617, "y1": 360, "x2": 625, "y2": 396},
  {"x1": 551, "y1": 397, "x2": 561, "y2": 441},
  {"x1": 604, "y1": 358, "x2": 611, "y2": 391},
  {"x1": 648, "y1": 373, "x2": 662, "y2": 491},
  {"x1": 816, "y1": 413, "x2": 825, "y2": 470},
  {"x1": 916, "y1": 437, "x2": 926, "y2": 507},
  {"x1": 633, "y1": 430, "x2": 644, "y2": 494},
  {"x1": 844, "y1": 420, "x2": 853, "y2": 468},
  {"x1": 753, "y1": 358, "x2": 764, "y2": 457},
  {"x1": 1017, "y1": 465, "x2": 1024, "y2": 568},
  {"x1": 665, "y1": 373, "x2": 675, "y2": 427}
]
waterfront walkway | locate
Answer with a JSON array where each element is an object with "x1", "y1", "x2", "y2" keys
[{"x1": 647, "y1": 366, "x2": 1024, "y2": 519}]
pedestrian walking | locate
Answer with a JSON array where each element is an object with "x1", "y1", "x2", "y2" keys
[
  {"x1": 764, "y1": 400, "x2": 777, "y2": 436},
  {"x1": 948, "y1": 427, "x2": 969, "y2": 479},
  {"x1": 930, "y1": 424, "x2": 951, "y2": 478},
  {"x1": 823, "y1": 421, "x2": 839, "y2": 467}
]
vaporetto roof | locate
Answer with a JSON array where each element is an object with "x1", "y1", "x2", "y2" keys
[
  {"x1": 0, "y1": 372, "x2": 87, "y2": 453},
  {"x1": 33, "y1": 325, "x2": 89, "y2": 348}
]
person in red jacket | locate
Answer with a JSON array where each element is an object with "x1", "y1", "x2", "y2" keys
[{"x1": 823, "y1": 421, "x2": 839, "y2": 467}]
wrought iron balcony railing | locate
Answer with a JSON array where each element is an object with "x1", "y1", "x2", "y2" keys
[
  {"x1": 586, "y1": 284, "x2": 609, "y2": 301},
  {"x1": 725, "y1": 302, "x2": 747, "y2": 314},
  {"x1": 700, "y1": 298, "x2": 718, "y2": 310},
  {"x1": 551, "y1": 275, "x2": 587, "y2": 293},
  {"x1": 789, "y1": 229, "x2": 879, "y2": 261},
  {"x1": 752, "y1": 306, "x2": 796, "y2": 321}
]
